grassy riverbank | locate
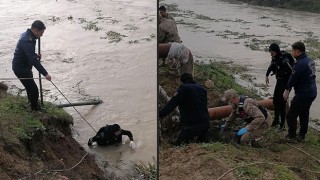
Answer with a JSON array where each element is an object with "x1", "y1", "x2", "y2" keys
[{"x1": 159, "y1": 61, "x2": 320, "y2": 179}]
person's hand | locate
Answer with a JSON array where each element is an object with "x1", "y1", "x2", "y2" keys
[
  {"x1": 283, "y1": 90, "x2": 289, "y2": 101},
  {"x1": 37, "y1": 54, "x2": 42, "y2": 60},
  {"x1": 265, "y1": 76, "x2": 269, "y2": 85},
  {"x1": 88, "y1": 138, "x2": 93, "y2": 146},
  {"x1": 237, "y1": 128, "x2": 247, "y2": 136},
  {"x1": 129, "y1": 141, "x2": 136, "y2": 150},
  {"x1": 45, "y1": 74, "x2": 51, "y2": 81},
  {"x1": 221, "y1": 124, "x2": 226, "y2": 132}
]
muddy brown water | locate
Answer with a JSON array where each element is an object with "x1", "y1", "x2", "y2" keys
[
  {"x1": 0, "y1": 0, "x2": 156, "y2": 177},
  {"x1": 162, "y1": 0, "x2": 320, "y2": 127}
]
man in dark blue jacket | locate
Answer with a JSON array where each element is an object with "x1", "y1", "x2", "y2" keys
[
  {"x1": 159, "y1": 73, "x2": 210, "y2": 145},
  {"x1": 283, "y1": 41, "x2": 317, "y2": 142},
  {"x1": 12, "y1": 20, "x2": 51, "y2": 111}
]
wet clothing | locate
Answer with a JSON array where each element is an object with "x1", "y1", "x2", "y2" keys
[
  {"x1": 227, "y1": 97, "x2": 272, "y2": 140},
  {"x1": 90, "y1": 125, "x2": 133, "y2": 146},
  {"x1": 266, "y1": 51, "x2": 294, "y2": 128},
  {"x1": 286, "y1": 53, "x2": 317, "y2": 138},
  {"x1": 159, "y1": 80, "x2": 210, "y2": 145},
  {"x1": 167, "y1": 43, "x2": 194, "y2": 75},
  {"x1": 159, "y1": 18, "x2": 181, "y2": 43},
  {"x1": 12, "y1": 29, "x2": 48, "y2": 110}
]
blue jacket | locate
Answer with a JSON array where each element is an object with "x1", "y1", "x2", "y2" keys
[
  {"x1": 159, "y1": 81, "x2": 210, "y2": 126},
  {"x1": 287, "y1": 53, "x2": 317, "y2": 100},
  {"x1": 12, "y1": 29, "x2": 48, "y2": 76}
]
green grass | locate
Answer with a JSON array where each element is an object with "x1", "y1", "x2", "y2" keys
[
  {"x1": 194, "y1": 61, "x2": 261, "y2": 99},
  {"x1": 0, "y1": 93, "x2": 72, "y2": 142},
  {"x1": 131, "y1": 158, "x2": 157, "y2": 180}
]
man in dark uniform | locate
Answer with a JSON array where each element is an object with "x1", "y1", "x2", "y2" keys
[
  {"x1": 159, "y1": 73, "x2": 210, "y2": 145},
  {"x1": 12, "y1": 20, "x2": 51, "y2": 111},
  {"x1": 265, "y1": 43, "x2": 294, "y2": 130},
  {"x1": 88, "y1": 124, "x2": 136, "y2": 149},
  {"x1": 283, "y1": 41, "x2": 317, "y2": 142}
]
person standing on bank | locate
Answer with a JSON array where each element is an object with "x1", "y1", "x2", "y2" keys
[
  {"x1": 159, "y1": 73, "x2": 210, "y2": 145},
  {"x1": 283, "y1": 42, "x2": 317, "y2": 142},
  {"x1": 12, "y1": 20, "x2": 51, "y2": 111},
  {"x1": 265, "y1": 43, "x2": 294, "y2": 130}
]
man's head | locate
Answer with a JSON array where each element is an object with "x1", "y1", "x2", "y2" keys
[
  {"x1": 268, "y1": 43, "x2": 281, "y2": 57},
  {"x1": 291, "y1": 41, "x2": 305, "y2": 58},
  {"x1": 159, "y1": 6, "x2": 168, "y2": 18},
  {"x1": 31, "y1": 20, "x2": 46, "y2": 39},
  {"x1": 180, "y1": 73, "x2": 193, "y2": 84},
  {"x1": 221, "y1": 89, "x2": 239, "y2": 106},
  {"x1": 110, "y1": 124, "x2": 121, "y2": 136}
]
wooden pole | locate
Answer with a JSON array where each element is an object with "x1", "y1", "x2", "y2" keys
[
  {"x1": 38, "y1": 37, "x2": 44, "y2": 106},
  {"x1": 56, "y1": 100, "x2": 103, "y2": 108}
]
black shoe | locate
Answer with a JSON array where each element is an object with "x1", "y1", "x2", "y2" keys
[
  {"x1": 297, "y1": 134, "x2": 305, "y2": 142},
  {"x1": 285, "y1": 135, "x2": 297, "y2": 143}
]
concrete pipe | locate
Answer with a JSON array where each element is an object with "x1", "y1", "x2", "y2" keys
[{"x1": 208, "y1": 98, "x2": 274, "y2": 120}]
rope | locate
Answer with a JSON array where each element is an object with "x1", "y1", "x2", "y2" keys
[
  {"x1": 50, "y1": 81, "x2": 97, "y2": 133},
  {"x1": 18, "y1": 152, "x2": 89, "y2": 180},
  {"x1": 216, "y1": 161, "x2": 320, "y2": 180},
  {"x1": 286, "y1": 143, "x2": 320, "y2": 164}
]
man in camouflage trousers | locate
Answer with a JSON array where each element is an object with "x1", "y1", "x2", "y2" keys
[{"x1": 221, "y1": 89, "x2": 272, "y2": 146}]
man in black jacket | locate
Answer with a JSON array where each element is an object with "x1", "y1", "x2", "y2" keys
[
  {"x1": 159, "y1": 73, "x2": 210, "y2": 145},
  {"x1": 88, "y1": 124, "x2": 136, "y2": 149},
  {"x1": 12, "y1": 20, "x2": 51, "y2": 111},
  {"x1": 265, "y1": 43, "x2": 294, "y2": 130}
]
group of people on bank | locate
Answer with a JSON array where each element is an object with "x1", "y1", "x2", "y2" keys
[{"x1": 158, "y1": 5, "x2": 317, "y2": 146}]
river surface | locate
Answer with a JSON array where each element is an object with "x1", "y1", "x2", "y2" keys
[
  {"x1": 0, "y1": 0, "x2": 156, "y2": 177},
  {"x1": 161, "y1": 0, "x2": 320, "y2": 123}
]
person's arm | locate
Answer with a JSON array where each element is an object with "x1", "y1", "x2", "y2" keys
[
  {"x1": 121, "y1": 130, "x2": 133, "y2": 141},
  {"x1": 243, "y1": 99, "x2": 266, "y2": 131},
  {"x1": 20, "y1": 40, "x2": 48, "y2": 76},
  {"x1": 266, "y1": 61, "x2": 275, "y2": 77},
  {"x1": 225, "y1": 107, "x2": 237, "y2": 126},
  {"x1": 286, "y1": 62, "x2": 304, "y2": 91},
  {"x1": 159, "y1": 86, "x2": 183, "y2": 118},
  {"x1": 158, "y1": 27, "x2": 166, "y2": 44}
]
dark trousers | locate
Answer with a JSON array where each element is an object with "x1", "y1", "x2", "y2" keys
[
  {"x1": 272, "y1": 78, "x2": 288, "y2": 128},
  {"x1": 15, "y1": 72, "x2": 40, "y2": 110},
  {"x1": 176, "y1": 123, "x2": 209, "y2": 146},
  {"x1": 287, "y1": 96, "x2": 315, "y2": 138}
]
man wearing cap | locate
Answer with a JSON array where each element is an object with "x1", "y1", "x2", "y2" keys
[
  {"x1": 159, "y1": 73, "x2": 210, "y2": 145},
  {"x1": 159, "y1": 43, "x2": 193, "y2": 76},
  {"x1": 88, "y1": 124, "x2": 136, "y2": 149},
  {"x1": 159, "y1": 5, "x2": 176, "y2": 22},
  {"x1": 265, "y1": 43, "x2": 294, "y2": 130},
  {"x1": 283, "y1": 42, "x2": 317, "y2": 142},
  {"x1": 222, "y1": 89, "x2": 272, "y2": 146},
  {"x1": 159, "y1": 16, "x2": 181, "y2": 44}
]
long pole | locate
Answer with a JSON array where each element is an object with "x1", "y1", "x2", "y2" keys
[{"x1": 38, "y1": 37, "x2": 44, "y2": 106}]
